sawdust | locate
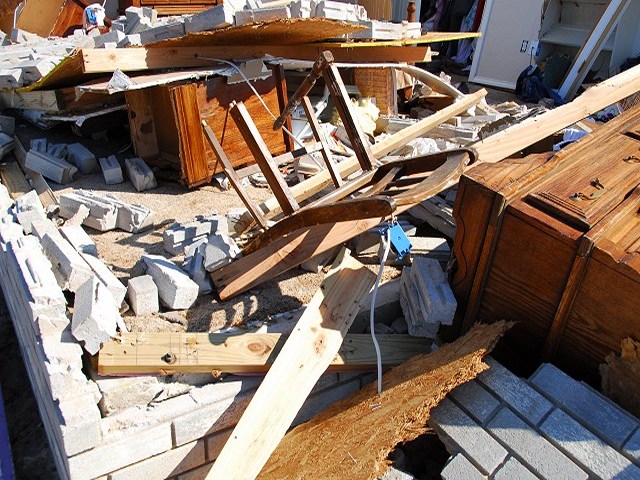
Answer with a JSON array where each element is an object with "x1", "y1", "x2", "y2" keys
[{"x1": 259, "y1": 321, "x2": 511, "y2": 480}]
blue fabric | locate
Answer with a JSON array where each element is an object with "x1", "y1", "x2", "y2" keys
[{"x1": 516, "y1": 65, "x2": 566, "y2": 106}]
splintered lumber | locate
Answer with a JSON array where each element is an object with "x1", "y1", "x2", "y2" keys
[
  {"x1": 260, "y1": 321, "x2": 510, "y2": 479},
  {"x1": 98, "y1": 332, "x2": 429, "y2": 375},
  {"x1": 207, "y1": 248, "x2": 376, "y2": 480},
  {"x1": 243, "y1": 88, "x2": 487, "y2": 224},
  {"x1": 473, "y1": 62, "x2": 640, "y2": 164},
  {"x1": 0, "y1": 161, "x2": 31, "y2": 199}
]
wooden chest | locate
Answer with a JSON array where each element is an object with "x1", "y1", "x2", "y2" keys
[{"x1": 451, "y1": 105, "x2": 640, "y2": 384}]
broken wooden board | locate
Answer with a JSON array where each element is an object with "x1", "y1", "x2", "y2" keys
[
  {"x1": 207, "y1": 248, "x2": 376, "y2": 479},
  {"x1": 601, "y1": 338, "x2": 640, "y2": 418},
  {"x1": 98, "y1": 332, "x2": 429, "y2": 375},
  {"x1": 473, "y1": 62, "x2": 640, "y2": 164},
  {"x1": 259, "y1": 321, "x2": 510, "y2": 479},
  {"x1": 0, "y1": 161, "x2": 31, "y2": 200}
]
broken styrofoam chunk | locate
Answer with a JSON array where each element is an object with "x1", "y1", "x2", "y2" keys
[
  {"x1": 184, "y1": 3, "x2": 236, "y2": 33},
  {"x1": 59, "y1": 191, "x2": 118, "y2": 231},
  {"x1": 67, "y1": 143, "x2": 99, "y2": 174},
  {"x1": 125, "y1": 157, "x2": 157, "y2": 192},
  {"x1": 40, "y1": 230, "x2": 93, "y2": 292},
  {"x1": 127, "y1": 274, "x2": 159, "y2": 316},
  {"x1": 98, "y1": 155, "x2": 123, "y2": 184},
  {"x1": 72, "y1": 275, "x2": 120, "y2": 355},
  {"x1": 14, "y1": 190, "x2": 47, "y2": 234},
  {"x1": 142, "y1": 254, "x2": 199, "y2": 310},
  {"x1": 60, "y1": 224, "x2": 98, "y2": 257},
  {"x1": 25, "y1": 150, "x2": 78, "y2": 185},
  {"x1": 203, "y1": 230, "x2": 241, "y2": 273},
  {"x1": 81, "y1": 253, "x2": 127, "y2": 307}
]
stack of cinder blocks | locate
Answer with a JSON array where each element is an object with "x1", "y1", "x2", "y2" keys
[{"x1": 430, "y1": 358, "x2": 640, "y2": 479}]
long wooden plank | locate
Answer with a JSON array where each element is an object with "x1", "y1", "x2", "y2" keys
[
  {"x1": 260, "y1": 321, "x2": 509, "y2": 479},
  {"x1": 207, "y1": 248, "x2": 376, "y2": 480},
  {"x1": 241, "y1": 88, "x2": 487, "y2": 225},
  {"x1": 0, "y1": 162, "x2": 31, "y2": 200},
  {"x1": 473, "y1": 62, "x2": 640, "y2": 164},
  {"x1": 79, "y1": 45, "x2": 432, "y2": 74},
  {"x1": 98, "y1": 332, "x2": 429, "y2": 375}
]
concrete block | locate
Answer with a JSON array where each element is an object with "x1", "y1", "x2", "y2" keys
[
  {"x1": 429, "y1": 398, "x2": 508, "y2": 475},
  {"x1": 487, "y1": 408, "x2": 588, "y2": 479},
  {"x1": 71, "y1": 275, "x2": 120, "y2": 354},
  {"x1": 18, "y1": 58, "x2": 54, "y2": 83},
  {"x1": 226, "y1": 58, "x2": 272, "y2": 85},
  {"x1": 139, "y1": 22, "x2": 186, "y2": 45},
  {"x1": 127, "y1": 274, "x2": 159, "y2": 316},
  {"x1": 40, "y1": 230, "x2": 93, "y2": 292},
  {"x1": 125, "y1": 157, "x2": 157, "y2": 191},
  {"x1": 59, "y1": 191, "x2": 118, "y2": 231},
  {"x1": 541, "y1": 408, "x2": 640, "y2": 479},
  {"x1": 203, "y1": 231, "x2": 241, "y2": 272},
  {"x1": 10, "y1": 28, "x2": 42, "y2": 43},
  {"x1": 440, "y1": 453, "x2": 485, "y2": 480},
  {"x1": 380, "y1": 466, "x2": 415, "y2": 480},
  {"x1": 125, "y1": 7, "x2": 154, "y2": 34},
  {"x1": 493, "y1": 456, "x2": 537, "y2": 480},
  {"x1": 81, "y1": 253, "x2": 127, "y2": 306},
  {"x1": 93, "y1": 29, "x2": 126, "y2": 48},
  {"x1": 60, "y1": 224, "x2": 98, "y2": 256},
  {"x1": 98, "y1": 155, "x2": 123, "y2": 184},
  {"x1": 0, "y1": 115, "x2": 15, "y2": 135},
  {"x1": 0, "y1": 69, "x2": 23, "y2": 89},
  {"x1": 103, "y1": 194, "x2": 154, "y2": 233},
  {"x1": 478, "y1": 357, "x2": 553, "y2": 425},
  {"x1": 143, "y1": 255, "x2": 199, "y2": 310},
  {"x1": 410, "y1": 257, "x2": 456, "y2": 325},
  {"x1": 46, "y1": 143, "x2": 67, "y2": 159},
  {"x1": 96, "y1": 376, "x2": 163, "y2": 416},
  {"x1": 0, "y1": 132, "x2": 13, "y2": 158},
  {"x1": 57, "y1": 394, "x2": 102, "y2": 456},
  {"x1": 68, "y1": 423, "x2": 172, "y2": 479},
  {"x1": 530, "y1": 363, "x2": 637, "y2": 448},
  {"x1": 163, "y1": 216, "x2": 222, "y2": 256},
  {"x1": 184, "y1": 4, "x2": 236, "y2": 33},
  {"x1": 314, "y1": 0, "x2": 364, "y2": 21},
  {"x1": 399, "y1": 267, "x2": 440, "y2": 338},
  {"x1": 624, "y1": 428, "x2": 640, "y2": 462},
  {"x1": 235, "y1": 6, "x2": 291, "y2": 25},
  {"x1": 14, "y1": 190, "x2": 47, "y2": 234},
  {"x1": 109, "y1": 440, "x2": 206, "y2": 480},
  {"x1": 291, "y1": 0, "x2": 314, "y2": 18},
  {"x1": 448, "y1": 379, "x2": 500, "y2": 424},
  {"x1": 35, "y1": 314, "x2": 70, "y2": 337},
  {"x1": 46, "y1": 360, "x2": 101, "y2": 403},
  {"x1": 67, "y1": 143, "x2": 99, "y2": 174},
  {"x1": 30, "y1": 138, "x2": 47, "y2": 153},
  {"x1": 141, "y1": 6, "x2": 158, "y2": 22},
  {"x1": 183, "y1": 244, "x2": 212, "y2": 295},
  {"x1": 65, "y1": 203, "x2": 90, "y2": 226},
  {"x1": 25, "y1": 150, "x2": 78, "y2": 184},
  {"x1": 352, "y1": 20, "x2": 404, "y2": 40}
]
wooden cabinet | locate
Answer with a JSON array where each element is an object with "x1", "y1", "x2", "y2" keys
[{"x1": 452, "y1": 105, "x2": 640, "y2": 384}]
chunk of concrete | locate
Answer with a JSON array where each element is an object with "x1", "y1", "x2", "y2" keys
[
  {"x1": 93, "y1": 29, "x2": 126, "y2": 48},
  {"x1": 183, "y1": 243, "x2": 212, "y2": 295},
  {"x1": 139, "y1": 21, "x2": 185, "y2": 44},
  {"x1": 72, "y1": 275, "x2": 120, "y2": 355},
  {"x1": 67, "y1": 143, "x2": 99, "y2": 174},
  {"x1": 163, "y1": 215, "x2": 222, "y2": 256},
  {"x1": 104, "y1": 194, "x2": 154, "y2": 233},
  {"x1": 60, "y1": 224, "x2": 98, "y2": 256},
  {"x1": 96, "y1": 376, "x2": 163, "y2": 416},
  {"x1": 18, "y1": 58, "x2": 55, "y2": 83},
  {"x1": 184, "y1": 3, "x2": 236, "y2": 33},
  {"x1": 46, "y1": 143, "x2": 68, "y2": 159},
  {"x1": 0, "y1": 115, "x2": 15, "y2": 135},
  {"x1": 203, "y1": 230, "x2": 241, "y2": 273},
  {"x1": 410, "y1": 257, "x2": 456, "y2": 326},
  {"x1": 125, "y1": 157, "x2": 157, "y2": 192},
  {"x1": 40, "y1": 230, "x2": 93, "y2": 292},
  {"x1": 14, "y1": 190, "x2": 47, "y2": 234},
  {"x1": 0, "y1": 132, "x2": 13, "y2": 159},
  {"x1": 127, "y1": 274, "x2": 159, "y2": 316},
  {"x1": 81, "y1": 253, "x2": 127, "y2": 306},
  {"x1": 142, "y1": 255, "x2": 199, "y2": 310},
  {"x1": 25, "y1": 150, "x2": 78, "y2": 184},
  {"x1": 125, "y1": 6, "x2": 154, "y2": 34},
  {"x1": 59, "y1": 191, "x2": 118, "y2": 231},
  {"x1": 0, "y1": 69, "x2": 23, "y2": 89},
  {"x1": 30, "y1": 138, "x2": 47, "y2": 152},
  {"x1": 291, "y1": 0, "x2": 314, "y2": 18},
  {"x1": 235, "y1": 6, "x2": 291, "y2": 25},
  {"x1": 98, "y1": 155, "x2": 123, "y2": 184}
]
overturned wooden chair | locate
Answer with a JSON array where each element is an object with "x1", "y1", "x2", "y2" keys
[{"x1": 204, "y1": 51, "x2": 479, "y2": 300}]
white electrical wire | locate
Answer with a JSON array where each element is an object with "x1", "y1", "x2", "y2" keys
[
  {"x1": 199, "y1": 57, "x2": 306, "y2": 149},
  {"x1": 370, "y1": 226, "x2": 392, "y2": 394}
]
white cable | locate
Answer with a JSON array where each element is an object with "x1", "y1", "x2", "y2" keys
[
  {"x1": 370, "y1": 226, "x2": 392, "y2": 394},
  {"x1": 200, "y1": 57, "x2": 306, "y2": 149}
]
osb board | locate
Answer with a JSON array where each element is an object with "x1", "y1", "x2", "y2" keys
[
  {"x1": 14, "y1": 0, "x2": 66, "y2": 36},
  {"x1": 260, "y1": 321, "x2": 510, "y2": 480},
  {"x1": 150, "y1": 18, "x2": 365, "y2": 47}
]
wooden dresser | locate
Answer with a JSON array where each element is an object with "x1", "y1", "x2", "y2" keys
[{"x1": 451, "y1": 105, "x2": 640, "y2": 384}]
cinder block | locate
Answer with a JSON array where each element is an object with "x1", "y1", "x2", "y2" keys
[
  {"x1": 40, "y1": 230, "x2": 93, "y2": 292},
  {"x1": 18, "y1": 58, "x2": 55, "y2": 83},
  {"x1": 478, "y1": 358, "x2": 552, "y2": 425},
  {"x1": 380, "y1": 466, "x2": 415, "y2": 480},
  {"x1": 98, "y1": 155, "x2": 123, "y2": 184},
  {"x1": 93, "y1": 29, "x2": 126, "y2": 48},
  {"x1": 440, "y1": 453, "x2": 485, "y2": 480},
  {"x1": 125, "y1": 6, "x2": 154, "y2": 34},
  {"x1": 184, "y1": 3, "x2": 236, "y2": 33},
  {"x1": 46, "y1": 143, "x2": 67, "y2": 159},
  {"x1": 530, "y1": 363, "x2": 637, "y2": 448},
  {"x1": 448, "y1": 379, "x2": 500, "y2": 424},
  {"x1": 0, "y1": 68, "x2": 23, "y2": 89},
  {"x1": 68, "y1": 423, "x2": 172, "y2": 479},
  {"x1": 624, "y1": 428, "x2": 640, "y2": 462},
  {"x1": 429, "y1": 398, "x2": 508, "y2": 475},
  {"x1": 59, "y1": 191, "x2": 118, "y2": 231},
  {"x1": 25, "y1": 150, "x2": 78, "y2": 185},
  {"x1": 56, "y1": 394, "x2": 102, "y2": 456},
  {"x1": 14, "y1": 190, "x2": 47, "y2": 234},
  {"x1": 127, "y1": 274, "x2": 159, "y2": 316},
  {"x1": 493, "y1": 456, "x2": 537, "y2": 480},
  {"x1": 541, "y1": 408, "x2": 640, "y2": 479},
  {"x1": 35, "y1": 314, "x2": 70, "y2": 337},
  {"x1": 30, "y1": 138, "x2": 47, "y2": 153},
  {"x1": 71, "y1": 275, "x2": 120, "y2": 354},
  {"x1": 103, "y1": 193, "x2": 154, "y2": 233},
  {"x1": 0, "y1": 132, "x2": 13, "y2": 158},
  {"x1": 163, "y1": 216, "x2": 221, "y2": 256},
  {"x1": 67, "y1": 143, "x2": 99, "y2": 174},
  {"x1": 487, "y1": 408, "x2": 588, "y2": 479},
  {"x1": 125, "y1": 157, "x2": 157, "y2": 191},
  {"x1": 203, "y1": 231, "x2": 241, "y2": 272},
  {"x1": 139, "y1": 22, "x2": 185, "y2": 44},
  {"x1": 183, "y1": 244, "x2": 212, "y2": 295},
  {"x1": 96, "y1": 376, "x2": 163, "y2": 416},
  {"x1": 0, "y1": 115, "x2": 15, "y2": 135},
  {"x1": 291, "y1": 0, "x2": 314, "y2": 18},
  {"x1": 81, "y1": 253, "x2": 127, "y2": 306},
  {"x1": 235, "y1": 6, "x2": 291, "y2": 26},
  {"x1": 143, "y1": 255, "x2": 199, "y2": 310},
  {"x1": 60, "y1": 224, "x2": 98, "y2": 256},
  {"x1": 109, "y1": 440, "x2": 206, "y2": 480},
  {"x1": 410, "y1": 257, "x2": 456, "y2": 325}
]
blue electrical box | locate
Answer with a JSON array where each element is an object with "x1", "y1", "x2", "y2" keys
[{"x1": 386, "y1": 223, "x2": 412, "y2": 260}]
